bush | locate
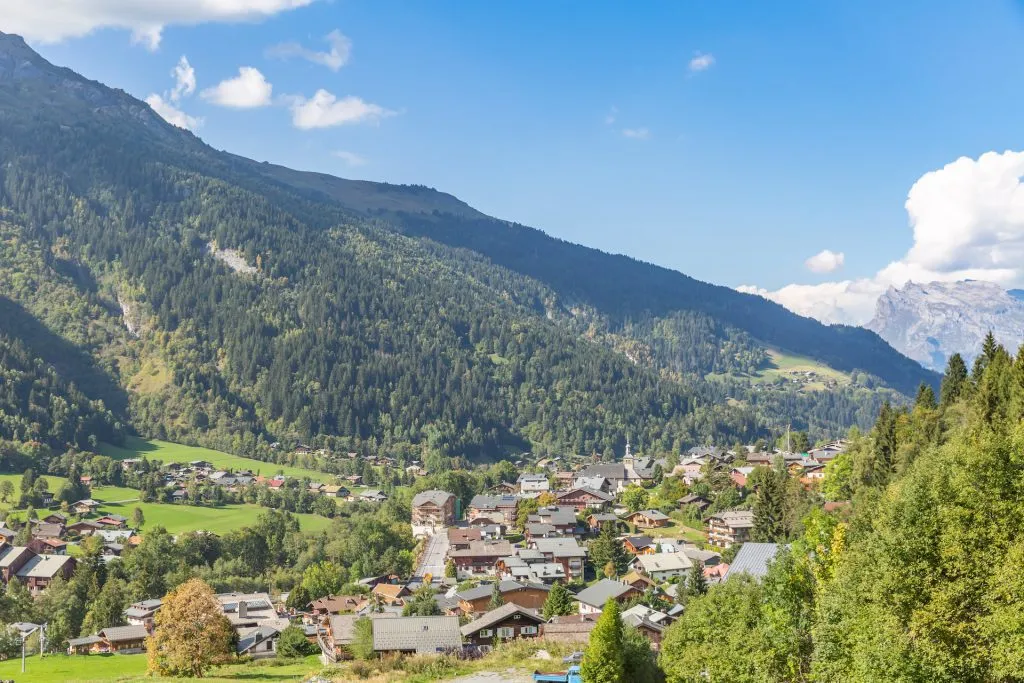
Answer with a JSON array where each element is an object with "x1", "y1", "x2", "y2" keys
[{"x1": 276, "y1": 625, "x2": 317, "y2": 658}]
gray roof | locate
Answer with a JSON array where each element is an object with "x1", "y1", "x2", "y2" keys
[
  {"x1": 709, "y1": 510, "x2": 755, "y2": 529},
  {"x1": 0, "y1": 546, "x2": 30, "y2": 568},
  {"x1": 16, "y1": 554, "x2": 72, "y2": 579},
  {"x1": 412, "y1": 490, "x2": 454, "y2": 507},
  {"x1": 327, "y1": 614, "x2": 358, "y2": 645},
  {"x1": 98, "y1": 625, "x2": 149, "y2": 642},
  {"x1": 525, "y1": 523, "x2": 559, "y2": 537},
  {"x1": 725, "y1": 543, "x2": 781, "y2": 580},
  {"x1": 531, "y1": 538, "x2": 586, "y2": 558},
  {"x1": 469, "y1": 494, "x2": 518, "y2": 510},
  {"x1": 629, "y1": 509, "x2": 669, "y2": 521},
  {"x1": 516, "y1": 473, "x2": 548, "y2": 483},
  {"x1": 371, "y1": 616, "x2": 462, "y2": 653},
  {"x1": 578, "y1": 463, "x2": 627, "y2": 480},
  {"x1": 237, "y1": 625, "x2": 279, "y2": 653},
  {"x1": 68, "y1": 635, "x2": 103, "y2": 647},
  {"x1": 455, "y1": 580, "x2": 549, "y2": 602},
  {"x1": 461, "y1": 603, "x2": 543, "y2": 636},
  {"x1": 573, "y1": 578, "x2": 631, "y2": 608},
  {"x1": 533, "y1": 506, "x2": 577, "y2": 526}
]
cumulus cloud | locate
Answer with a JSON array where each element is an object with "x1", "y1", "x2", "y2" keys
[
  {"x1": 0, "y1": 0, "x2": 318, "y2": 49},
  {"x1": 805, "y1": 249, "x2": 845, "y2": 274},
  {"x1": 741, "y1": 150, "x2": 1024, "y2": 324},
  {"x1": 169, "y1": 56, "x2": 195, "y2": 102},
  {"x1": 622, "y1": 127, "x2": 650, "y2": 140},
  {"x1": 267, "y1": 29, "x2": 351, "y2": 71},
  {"x1": 145, "y1": 93, "x2": 202, "y2": 131},
  {"x1": 689, "y1": 52, "x2": 715, "y2": 72},
  {"x1": 201, "y1": 67, "x2": 273, "y2": 108},
  {"x1": 289, "y1": 90, "x2": 394, "y2": 129},
  {"x1": 333, "y1": 150, "x2": 367, "y2": 167}
]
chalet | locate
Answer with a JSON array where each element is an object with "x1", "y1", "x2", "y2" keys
[
  {"x1": 620, "y1": 570, "x2": 658, "y2": 593},
  {"x1": 530, "y1": 537, "x2": 586, "y2": 581},
  {"x1": 799, "y1": 464, "x2": 827, "y2": 488},
  {"x1": 633, "y1": 552, "x2": 693, "y2": 582},
  {"x1": 524, "y1": 523, "x2": 560, "y2": 540},
  {"x1": 322, "y1": 485, "x2": 349, "y2": 498},
  {"x1": 124, "y1": 599, "x2": 162, "y2": 629},
  {"x1": 677, "y1": 494, "x2": 711, "y2": 516},
  {"x1": 455, "y1": 580, "x2": 550, "y2": 615},
  {"x1": 687, "y1": 445, "x2": 729, "y2": 461},
  {"x1": 371, "y1": 616, "x2": 462, "y2": 655},
  {"x1": 95, "y1": 515, "x2": 128, "y2": 529},
  {"x1": 516, "y1": 474, "x2": 550, "y2": 494},
  {"x1": 0, "y1": 545, "x2": 34, "y2": 584},
  {"x1": 217, "y1": 592, "x2": 283, "y2": 630},
  {"x1": 730, "y1": 466, "x2": 755, "y2": 488},
  {"x1": 237, "y1": 625, "x2": 280, "y2": 659},
  {"x1": 528, "y1": 506, "x2": 579, "y2": 535},
  {"x1": 706, "y1": 510, "x2": 755, "y2": 548},
  {"x1": 625, "y1": 509, "x2": 670, "y2": 529},
  {"x1": 28, "y1": 537, "x2": 67, "y2": 555},
  {"x1": 67, "y1": 520, "x2": 103, "y2": 536},
  {"x1": 573, "y1": 464, "x2": 630, "y2": 493},
  {"x1": 679, "y1": 544, "x2": 722, "y2": 567},
  {"x1": 461, "y1": 603, "x2": 545, "y2": 648},
  {"x1": 16, "y1": 554, "x2": 76, "y2": 595},
  {"x1": 621, "y1": 605, "x2": 669, "y2": 649},
  {"x1": 318, "y1": 614, "x2": 357, "y2": 663},
  {"x1": 0, "y1": 528, "x2": 14, "y2": 543},
  {"x1": 541, "y1": 614, "x2": 598, "y2": 643},
  {"x1": 574, "y1": 578, "x2": 640, "y2": 615},
  {"x1": 586, "y1": 513, "x2": 619, "y2": 531},
  {"x1": 467, "y1": 495, "x2": 519, "y2": 524},
  {"x1": 71, "y1": 499, "x2": 99, "y2": 515},
  {"x1": 411, "y1": 490, "x2": 457, "y2": 531},
  {"x1": 345, "y1": 475, "x2": 363, "y2": 485},
  {"x1": 171, "y1": 489, "x2": 188, "y2": 502},
  {"x1": 497, "y1": 555, "x2": 566, "y2": 584},
  {"x1": 371, "y1": 583, "x2": 410, "y2": 606},
  {"x1": 67, "y1": 635, "x2": 104, "y2": 655},
  {"x1": 673, "y1": 456, "x2": 708, "y2": 484},
  {"x1": 98, "y1": 625, "x2": 148, "y2": 653},
  {"x1": 447, "y1": 527, "x2": 483, "y2": 551},
  {"x1": 623, "y1": 535, "x2": 657, "y2": 555},
  {"x1": 449, "y1": 540, "x2": 513, "y2": 577},
  {"x1": 555, "y1": 487, "x2": 613, "y2": 513},
  {"x1": 41, "y1": 512, "x2": 67, "y2": 525},
  {"x1": 360, "y1": 489, "x2": 388, "y2": 503},
  {"x1": 808, "y1": 441, "x2": 846, "y2": 462},
  {"x1": 553, "y1": 471, "x2": 575, "y2": 488},
  {"x1": 29, "y1": 521, "x2": 65, "y2": 540},
  {"x1": 309, "y1": 595, "x2": 364, "y2": 616},
  {"x1": 189, "y1": 460, "x2": 214, "y2": 470}
]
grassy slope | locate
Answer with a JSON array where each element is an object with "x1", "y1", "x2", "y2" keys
[
  {"x1": 96, "y1": 499, "x2": 332, "y2": 536},
  {"x1": 99, "y1": 437, "x2": 336, "y2": 483},
  {"x1": 0, "y1": 653, "x2": 323, "y2": 682},
  {"x1": 750, "y1": 349, "x2": 851, "y2": 390}
]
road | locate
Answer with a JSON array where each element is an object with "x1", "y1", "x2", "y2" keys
[{"x1": 415, "y1": 528, "x2": 450, "y2": 579}]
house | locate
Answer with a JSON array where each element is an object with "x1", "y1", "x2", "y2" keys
[
  {"x1": 467, "y1": 495, "x2": 519, "y2": 524},
  {"x1": 0, "y1": 546, "x2": 34, "y2": 584},
  {"x1": 94, "y1": 515, "x2": 128, "y2": 529},
  {"x1": 38, "y1": 491, "x2": 54, "y2": 506},
  {"x1": 318, "y1": 614, "x2": 358, "y2": 662},
  {"x1": 411, "y1": 490, "x2": 457, "y2": 533},
  {"x1": 371, "y1": 583, "x2": 410, "y2": 605},
  {"x1": 447, "y1": 527, "x2": 483, "y2": 551},
  {"x1": 706, "y1": 510, "x2": 755, "y2": 548},
  {"x1": 217, "y1": 592, "x2": 284, "y2": 630},
  {"x1": 66, "y1": 520, "x2": 103, "y2": 536},
  {"x1": 67, "y1": 635, "x2": 104, "y2": 655},
  {"x1": 625, "y1": 510, "x2": 670, "y2": 529},
  {"x1": 574, "y1": 578, "x2": 640, "y2": 615},
  {"x1": 360, "y1": 489, "x2": 388, "y2": 503},
  {"x1": 371, "y1": 616, "x2": 462, "y2": 655},
  {"x1": 449, "y1": 540, "x2": 513, "y2": 578},
  {"x1": 322, "y1": 484, "x2": 349, "y2": 498},
  {"x1": 71, "y1": 499, "x2": 99, "y2": 515},
  {"x1": 529, "y1": 538, "x2": 587, "y2": 581},
  {"x1": 673, "y1": 457, "x2": 708, "y2": 485},
  {"x1": 124, "y1": 599, "x2": 162, "y2": 629},
  {"x1": 621, "y1": 605, "x2": 669, "y2": 649},
  {"x1": 28, "y1": 537, "x2": 67, "y2": 556},
  {"x1": 455, "y1": 580, "x2": 550, "y2": 615},
  {"x1": 633, "y1": 552, "x2": 693, "y2": 582},
  {"x1": 308, "y1": 595, "x2": 364, "y2": 615},
  {"x1": 517, "y1": 473, "x2": 550, "y2": 494},
  {"x1": 237, "y1": 625, "x2": 280, "y2": 659},
  {"x1": 623, "y1": 536, "x2": 657, "y2": 555},
  {"x1": 799, "y1": 464, "x2": 827, "y2": 488},
  {"x1": 677, "y1": 494, "x2": 711, "y2": 516},
  {"x1": 541, "y1": 614, "x2": 598, "y2": 643},
  {"x1": 525, "y1": 523, "x2": 560, "y2": 540},
  {"x1": 97, "y1": 625, "x2": 148, "y2": 653},
  {"x1": 730, "y1": 466, "x2": 756, "y2": 488},
  {"x1": 41, "y1": 512, "x2": 67, "y2": 525},
  {"x1": 724, "y1": 543, "x2": 780, "y2": 581},
  {"x1": 620, "y1": 570, "x2": 658, "y2": 593},
  {"x1": 0, "y1": 528, "x2": 14, "y2": 543},
  {"x1": 497, "y1": 557, "x2": 566, "y2": 584},
  {"x1": 678, "y1": 545, "x2": 722, "y2": 567},
  {"x1": 573, "y1": 464, "x2": 631, "y2": 493},
  {"x1": 528, "y1": 506, "x2": 579, "y2": 535},
  {"x1": 586, "y1": 513, "x2": 619, "y2": 531},
  {"x1": 808, "y1": 441, "x2": 846, "y2": 462},
  {"x1": 555, "y1": 487, "x2": 613, "y2": 513},
  {"x1": 461, "y1": 603, "x2": 545, "y2": 647},
  {"x1": 29, "y1": 522, "x2": 65, "y2": 540},
  {"x1": 345, "y1": 475, "x2": 363, "y2": 485},
  {"x1": 15, "y1": 554, "x2": 75, "y2": 595}
]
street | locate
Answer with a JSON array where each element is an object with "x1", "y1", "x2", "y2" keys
[{"x1": 414, "y1": 528, "x2": 450, "y2": 579}]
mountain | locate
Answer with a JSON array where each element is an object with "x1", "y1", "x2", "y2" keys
[
  {"x1": 865, "y1": 280, "x2": 1024, "y2": 371},
  {"x1": 0, "y1": 31, "x2": 936, "y2": 461}
]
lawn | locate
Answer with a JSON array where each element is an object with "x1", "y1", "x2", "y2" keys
[
  {"x1": 0, "y1": 654, "x2": 325, "y2": 682},
  {"x1": 96, "y1": 499, "x2": 333, "y2": 535},
  {"x1": 100, "y1": 436, "x2": 337, "y2": 483},
  {"x1": 91, "y1": 486, "x2": 140, "y2": 503},
  {"x1": 641, "y1": 515, "x2": 707, "y2": 545}
]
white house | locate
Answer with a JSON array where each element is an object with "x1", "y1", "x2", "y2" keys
[{"x1": 517, "y1": 473, "x2": 551, "y2": 494}]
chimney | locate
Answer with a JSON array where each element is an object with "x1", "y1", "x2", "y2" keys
[{"x1": 238, "y1": 600, "x2": 247, "y2": 619}]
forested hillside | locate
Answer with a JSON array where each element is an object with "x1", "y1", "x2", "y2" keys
[
  {"x1": 0, "y1": 31, "x2": 930, "y2": 463},
  {"x1": 659, "y1": 339, "x2": 1024, "y2": 682}
]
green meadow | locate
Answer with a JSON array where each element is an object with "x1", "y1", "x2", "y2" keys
[
  {"x1": 0, "y1": 653, "x2": 324, "y2": 682},
  {"x1": 96, "y1": 499, "x2": 333, "y2": 535}
]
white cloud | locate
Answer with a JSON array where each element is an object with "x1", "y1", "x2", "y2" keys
[
  {"x1": 289, "y1": 90, "x2": 394, "y2": 129},
  {"x1": 145, "y1": 93, "x2": 202, "y2": 131},
  {"x1": 605, "y1": 106, "x2": 618, "y2": 125},
  {"x1": 622, "y1": 127, "x2": 650, "y2": 140},
  {"x1": 170, "y1": 56, "x2": 195, "y2": 102},
  {"x1": 689, "y1": 52, "x2": 715, "y2": 72},
  {"x1": 333, "y1": 150, "x2": 367, "y2": 167},
  {"x1": 741, "y1": 150, "x2": 1024, "y2": 324},
  {"x1": 201, "y1": 67, "x2": 273, "y2": 108},
  {"x1": 805, "y1": 249, "x2": 845, "y2": 274},
  {"x1": 267, "y1": 29, "x2": 351, "y2": 71},
  {"x1": 0, "y1": 0, "x2": 318, "y2": 49}
]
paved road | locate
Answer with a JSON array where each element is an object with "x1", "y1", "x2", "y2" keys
[{"x1": 415, "y1": 529, "x2": 450, "y2": 579}]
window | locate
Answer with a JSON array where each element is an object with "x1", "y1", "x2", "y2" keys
[
  {"x1": 521, "y1": 626, "x2": 538, "y2": 635},
  {"x1": 479, "y1": 629, "x2": 493, "y2": 638},
  {"x1": 496, "y1": 627, "x2": 514, "y2": 639}
]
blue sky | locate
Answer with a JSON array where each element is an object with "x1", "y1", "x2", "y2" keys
[{"x1": 5, "y1": 0, "x2": 1024, "y2": 318}]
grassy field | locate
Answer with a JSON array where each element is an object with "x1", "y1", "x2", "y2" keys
[
  {"x1": 0, "y1": 653, "x2": 324, "y2": 682},
  {"x1": 91, "y1": 486, "x2": 140, "y2": 503},
  {"x1": 96, "y1": 499, "x2": 333, "y2": 535},
  {"x1": 100, "y1": 437, "x2": 337, "y2": 483},
  {"x1": 752, "y1": 349, "x2": 850, "y2": 391}
]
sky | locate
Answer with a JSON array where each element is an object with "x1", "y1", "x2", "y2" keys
[{"x1": 2, "y1": 1, "x2": 1024, "y2": 326}]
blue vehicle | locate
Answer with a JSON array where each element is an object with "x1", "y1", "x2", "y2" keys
[{"x1": 533, "y1": 664, "x2": 582, "y2": 683}]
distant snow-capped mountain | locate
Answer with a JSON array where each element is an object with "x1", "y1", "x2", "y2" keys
[{"x1": 865, "y1": 280, "x2": 1024, "y2": 371}]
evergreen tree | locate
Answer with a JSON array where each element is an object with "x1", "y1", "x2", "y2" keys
[
  {"x1": 686, "y1": 560, "x2": 708, "y2": 597},
  {"x1": 590, "y1": 523, "x2": 631, "y2": 577},
  {"x1": 915, "y1": 382, "x2": 937, "y2": 410},
  {"x1": 940, "y1": 353, "x2": 969, "y2": 406},
  {"x1": 581, "y1": 598, "x2": 625, "y2": 683},
  {"x1": 488, "y1": 581, "x2": 504, "y2": 610},
  {"x1": 752, "y1": 464, "x2": 786, "y2": 542},
  {"x1": 542, "y1": 581, "x2": 576, "y2": 619}
]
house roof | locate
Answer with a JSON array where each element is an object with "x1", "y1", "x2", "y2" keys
[
  {"x1": 371, "y1": 616, "x2": 462, "y2": 653},
  {"x1": 708, "y1": 510, "x2": 755, "y2": 529},
  {"x1": 634, "y1": 552, "x2": 693, "y2": 573},
  {"x1": 624, "y1": 535, "x2": 655, "y2": 549},
  {"x1": 447, "y1": 527, "x2": 482, "y2": 544},
  {"x1": 412, "y1": 490, "x2": 454, "y2": 508},
  {"x1": 309, "y1": 595, "x2": 364, "y2": 613},
  {"x1": 725, "y1": 543, "x2": 781, "y2": 580},
  {"x1": 327, "y1": 614, "x2": 358, "y2": 645},
  {"x1": 448, "y1": 540, "x2": 513, "y2": 558},
  {"x1": 68, "y1": 635, "x2": 103, "y2": 647},
  {"x1": 531, "y1": 538, "x2": 586, "y2": 558},
  {"x1": 30, "y1": 522, "x2": 64, "y2": 537},
  {"x1": 573, "y1": 578, "x2": 632, "y2": 608},
  {"x1": 98, "y1": 625, "x2": 148, "y2": 642},
  {"x1": 456, "y1": 580, "x2": 548, "y2": 602},
  {"x1": 628, "y1": 510, "x2": 669, "y2": 522},
  {"x1": 468, "y1": 494, "x2": 518, "y2": 510},
  {"x1": 460, "y1": 603, "x2": 543, "y2": 636},
  {"x1": 533, "y1": 506, "x2": 577, "y2": 526},
  {"x1": 372, "y1": 583, "x2": 408, "y2": 600},
  {"x1": 541, "y1": 614, "x2": 599, "y2": 640},
  {"x1": 237, "y1": 625, "x2": 280, "y2": 653}
]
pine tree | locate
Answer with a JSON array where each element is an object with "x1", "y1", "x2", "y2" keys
[
  {"x1": 687, "y1": 560, "x2": 708, "y2": 597},
  {"x1": 940, "y1": 353, "x2": 969, "y2": 406},
  {"x1": 542, "y1": 581, "x2": 577, "y2": 619},
  {"x1": 590, "y1": 522, "x2": 631, "y2": 577},
  {"x1": 753, "y1": 465, "x2": 786, "y2": 542},
  {"x1": 581, "y1": 598, "x2": 625, "y2": 683},
  {"x1": 915, "y1": 383, "x2": 937, "y2": 410},
  {"x1": 488, "y1": 581, "x2": 504, "y2": 610}
]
